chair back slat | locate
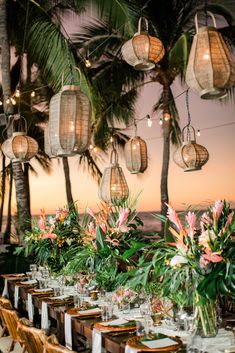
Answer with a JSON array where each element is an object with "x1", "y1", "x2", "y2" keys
[
  {"x1": 44, "y1": 335, "x2": 76, "y2": 353},
  {"x1": 18, "y1": 318, "x2": 47, "y2": 353},
  {"x1": 1, "y1": 307, "x2": 20, "y2": 341}
]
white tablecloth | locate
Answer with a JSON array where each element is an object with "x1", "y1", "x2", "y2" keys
[
  {"x1": 64, "y1": 313, "x2": 73, "y2": 350},
  {"x1": 2, "y1": 279, "x2": 8, "y2": 298},
  {"x1": 41, "y1": 301, "x2": 49, "y2": 330},
  {"x1": 14, "y1": 286, "x2": 19, "y2": 309},
  {"x1": 27, "y1": 293, "x2": 34, "y2": 322}
]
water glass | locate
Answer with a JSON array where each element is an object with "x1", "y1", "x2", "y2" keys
[
  {"x1": 38, "y1": 278, "x2": 46, "y2": 289},
  {"x1": 53, "y1": 286, "x2": 62, "y2": 296},
  {"x1": 101, "y1": 303, "x2": 113, "y2": 321},
  {"x1": 30, "y1": 264, "x2": 37, "y2": 279},
  {"x1": 136, "y1": 318, "x2": 150, "y2": 337},
  {"x1": 26, "y1": 272, "x2": 33, "y2": 280},
  {"x1": 140, "y1": 302, "x2": 151, "y2": 317},
  {"x1": 74, "y1": 294, "x2": 83, "y2": 308}
]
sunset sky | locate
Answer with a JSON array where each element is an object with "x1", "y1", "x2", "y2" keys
[
  {"x1": 7, "y1": 9, "x2": 235, "y2": 216},
  {"x1": 19, "y1": 79, "x2": 235, "y2": 215}
]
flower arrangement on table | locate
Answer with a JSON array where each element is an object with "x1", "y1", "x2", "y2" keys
[
  {"x1": 126, "y1": 200, "x2": 235, "y2": 337},
  {"x1": 15, "y1": 206, "x2": 81, "y2": 272},
  {"x1": 112, "y1": 287, "x2": 138, "y2": 309},
  {"x1": 64, "y1": 197, "x2": 146, "y2": 292}
]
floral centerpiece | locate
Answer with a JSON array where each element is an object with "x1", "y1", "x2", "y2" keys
[
  {"x1": 15, "y1": 206, "x2": 81, "y2": 272},
  {"x1": 64, "y1": 197, "x2": 146, "y2": 291},
  {"x1": 112, "y1": 287, "x2": 138, "y2": 309},
  {"x1": 127, "y1": 200, "x2": 235, "y2": 337}
]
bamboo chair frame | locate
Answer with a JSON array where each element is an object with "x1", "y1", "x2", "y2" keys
[
  {"x1": 17, "y1": 317, "x2": 48, "y2": 353},
  {"x1": 0, "y1": 306, "x2": 25, "y2": 353},
  {"x1": 43, "y1": 335, "x2": 77, "y2": 353},
  {"x1": 0, "y1": 297, "x2": 12, "y2": 338}
]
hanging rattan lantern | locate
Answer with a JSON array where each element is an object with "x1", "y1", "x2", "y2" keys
[
  {"x1": 44, "y1": 124, "x2": 56, "y2": 158},
  {"x1": 173, "y1": 125, "x2": 209, "y2": 172},
  {"x1": 121, "y1": 17, "x2": 165, "y2": 71},
  {"x1": 186, "y1": 12, "x2": 235, "y2": 99},
  {"x1": 125, "y1": 136, "x2": 148, "y2": 174},
  {"x1": 1, "y1": 132, "x2": 38, "y2": 163},
  {"x1": 98, "y1": 149, "x2": 129, "y2": 203},
  {"x1": 48, "y1": 84, "x2": 91, "y2": 157}
]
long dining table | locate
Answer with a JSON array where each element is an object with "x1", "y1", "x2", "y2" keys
[
  {"x1": 1, "y1": 274, "x2": 235, "y2": 353},
  {"x1": 0, "y1": 274, "x2": 147, "y2": 353}
]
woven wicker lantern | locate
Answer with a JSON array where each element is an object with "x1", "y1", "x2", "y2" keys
[
  {"x1": 125, "y1": 136, "x2": 148, "y2": 174},
  {"x1": 173, "y1": 126, "x2": 209, "y2": 172},
  {"x1": 48, "y1": 84, "x2": 91, "y2": 157},
  {"x1": 1, "y1": 132, "x2": 38, "y2": 163},
  {"x1": 98, "y1": 149, "x2": 129, "y2": 204},
  {"x1": 44, "y1": 124, "x2": 56, "y2": 158},
  {"x1": 121, "y1": 17, "x2": 165, "y2": 71},
  {"x1": 186, "y1": 12, "x2": 235, "y2": 99}
]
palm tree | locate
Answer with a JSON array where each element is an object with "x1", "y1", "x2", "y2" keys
[{"x1": 82, "y1": 0, "x2": 235, "y2": 216}]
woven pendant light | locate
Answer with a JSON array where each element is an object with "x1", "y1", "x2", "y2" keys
[
  {"x1": 121, "y1": 17, "x2": 165, "y2": 71},
  {"x1": 173, "y1": 90, "x2": 209, "y2": 171},
  {"x1": 48, "y1": 84, "x2": 91, "y2": 157},
  {"x1": 2, "y1": 132, "x2": 38, "y2": 163},
  {"x1": 186, "y1": 12, "x2": 235, "y2": 99},
  {"x1": 98, "y1": 148, "x2": 129, "y2": 204},
  {"x1": 125, "y1": 122, "x2": 148, "y2": 174},
  {"x1": 44, "y1": 124, "x2": 56, "y2": 158}
]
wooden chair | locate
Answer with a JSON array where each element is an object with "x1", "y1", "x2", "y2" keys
[
  {"x1": 43, "y1": 335, "x2": 77, "y2": 353},
  {"x1": 0, "y1": 297, "x2": 12, "y2": 338},
  {"x1": 17, "y1": 317, "x2": 47, "y2": 353},
  {"x1": 0, "y1": 306, "x2": 25, "y2": 353}
]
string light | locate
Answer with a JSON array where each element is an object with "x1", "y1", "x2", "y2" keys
[
  {"x1": 85, "y1": 58, "x2": 92, "y2": 68},
  {"x1": 6, "y1": 98, "x2": 10, "y2": 104},
  {"x1": 159, "y1": 118, "x2": 163, "y2": 125},
  {"x1": 89, "y1": 144, "x2": 94, "y2": 150},
  {"x1": 15, "y1": 89, "x2": 20, "y2": 97},
  {"x1": 11, "y1": 98, "x2": 16, "y2": 105},
  {"x1": 146, "y1": 115, "x2": 152, "y2": 127},
  {"x1": 197, "y1": 129, "x2": 201, "y2": 136},
  {"x1": 93, "y1": 146, "x2": 98, "y2": 153},
  {"x1": 30, "y1": 90, "x2": 36, "y2": 98},
  {"x1": 0, "y1": 101, "x2": 3, "y2": 106},
  {"x1": 164, "y1": 112, "x2": 171, "y2": 121}
]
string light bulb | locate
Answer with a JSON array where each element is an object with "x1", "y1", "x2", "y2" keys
[
  {"x1": 164, "y1": 112, "x2": 171, "y2": 121},
  {"x1": 11, "y1": 98, "x2": 16, "y2": 105},
  {"x1": 30, "y1": 91, "x2": 36, "y2": 98},
  {"x1": 159, "y1": 118, "x2": 163, "y2": 125},
  {"x1": 6, "y1": 98, "x2": 10, "y2": 104},
  {"x1": 0, "y1": 101, "x2": 3, "y2": 106},
  {"x1": 146, "y1": 115, "x2": 152, "y2": 127},
  {"x1": 197, "y1": 129, "x2": 201, "y2": 137},
  {"x1": 15, "y1": 89, "x2": 20, "y2": 97},
  {"x1": 85, "y1": 58, "x2": 92, "y2": 68},
  {"x1": 89, "y1": 144, "x2": 93, "y2": 150}
]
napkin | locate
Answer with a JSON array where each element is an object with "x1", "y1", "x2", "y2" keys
[
  {"x1": 2, "y1": 279, "x2": 8, "y2": 298},
  {"x1": 49, "y1": 294, "x2": 69, "y2": 300},
  {"x1": 64, "y1": 313, "x2": 73, "y2": 350},
  {"x1": 125, "y1": 346, "x2": 139, "y2": 353},
  {"x1": 14, "y1": 286, "x2": 19, "y2": 309},
  {"x1": 101, "y1": 318, "x2": 129, "y2": 326},
  {"x1": 41, "y1": 301, "x2": 49, "y2": 330},
  {"x1": 78, "y1": 307, "x2": 101, "y2": 314},
  {"x1": 27, "y1": 293, "x2": 34, "y2": 322},
  {"x1": 20, "y1": 279, "x2": 37, "y2": 285},
  {"x1": 92, "y1": 328, "x2": 102, "y2": 353},
  {"x1": 34, "y1": 288, "x2": 52, "y2": 293},
  {"x1": 141, "y1": 337, "x2": 177, "y2": 349}
]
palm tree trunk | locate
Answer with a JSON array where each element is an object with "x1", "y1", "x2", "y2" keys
[
  {"x1": 62, "y1": 157, "x2": 74, "y2": 208},
  {"x1": 4, "y1": 165, "x2": 12, "y2": 243},
  {"x1": 23, "y1": 163, "x2": 31, "y2": 212},
  {"x1": 0, "y1": 0, "x2": 31, "y2": 237},
  {"x1": 0, "y1": 154, "x2": 6, "y2": 232},
  {"x1": 160, "y1": 85, "x2": 171, "y2": 217}
]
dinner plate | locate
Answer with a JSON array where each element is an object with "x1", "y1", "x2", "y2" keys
[
  {"x1": 126, "y1": 334, "x2": 182, "y2": 352},
  {"x1": 94, "y1": 319, "x2": 136, "y2": 332},
  {"x1": 66, "y1": 307, "x2": 101, "y2": 317}
]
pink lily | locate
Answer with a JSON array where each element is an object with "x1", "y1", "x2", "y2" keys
[
  {"x1": 185, "y1": 211, "x2": 196, "y2": 238},
  {"x1": 117, "y1": 208, "x2": 130, "y2": 228},
  {"x1": 38, "y1": 209, "x2": 46, "y2": 231},
  {"x1": 42, "y1": 233, "x2": 57, "y2": 240},
  {"x1": 212, "y1": 200, "x2": 224, "y2": 221},
  {"x1": 100, "y1": 223, "x2": 107, "y2": 233},
  {"x1": 88, "y1": 222, "x2": 96, "y2": 234},
  {"x1": 200, "y1": 212, "x2": 212, "y2": 230},
  {"x1": 86, "y1": 207, "x2": 96, "y2": 219},
  {"x1": 224, "y1": 211, "x2": 234, "y2": 231},
  {"x1": 166, "y1": 204, "x2": 185, "y2": 235},
  {"x1": 202, "y1": 248, "x2": 224, "y2": 263}
]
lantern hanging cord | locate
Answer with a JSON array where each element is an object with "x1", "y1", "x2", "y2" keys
[{"x1": 185, "y1": 88, "x2": 192, "y2": 140}]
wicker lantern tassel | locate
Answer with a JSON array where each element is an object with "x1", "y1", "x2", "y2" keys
[
  {"x1": 173, "y1": 90, "x2": 209, "y2": 171},
  {"x1": 98, "y1": 148, "x2": 129, "y2": 204},
  {"x1": 125, "y1": 121, "x2": 148, "y2": 174},
  {"x1": 1, "y1": 116, "x2": 38, "y2": 163},
  {"x1": 186, "y1": 12, "x2": 235, "y2": 99},
  {"x1": 121, "y1": 17, "x2": 165, "y2": 71}
]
